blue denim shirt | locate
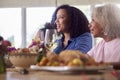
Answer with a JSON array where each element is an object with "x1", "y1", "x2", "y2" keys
[{"x1": 53, "y1": 32, "x2": 92, "y2": 54}]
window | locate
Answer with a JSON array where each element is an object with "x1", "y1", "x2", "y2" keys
[
  {"x1": 0, "y1": 8, "x2": 21, "y2": 48},
  {"x1": 0, "y1": 7, "x2": 55, "y2": 48},
  {"x1": 26, "y1": 7, "x2": 55, "y2": 47}
]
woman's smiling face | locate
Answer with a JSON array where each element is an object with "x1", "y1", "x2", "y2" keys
[
  {"x1": 88, "y1": 15, "x2": 103, "y2": 38},
  {"x1": 55, "y1": 9, "x2": 68, "y2": 33}
]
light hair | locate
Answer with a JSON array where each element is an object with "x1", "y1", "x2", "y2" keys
[{"x1": 92, "y1": 3, "x2": 120, "y2": 38}]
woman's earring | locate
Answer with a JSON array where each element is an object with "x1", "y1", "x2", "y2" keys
[{"x1": 104, "y1": 32, "x2": 108, "y2": 35}]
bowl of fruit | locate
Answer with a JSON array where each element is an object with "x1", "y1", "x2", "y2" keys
[{"x1": 9, "y1": 48, "x2": 39, "y2": 69}]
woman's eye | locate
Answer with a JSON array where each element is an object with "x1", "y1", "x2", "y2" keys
[
  {"x1": 60, "y1": 16, "x2": 64, "y2": 18},
  {"x1": 58, "y1": 17, "x2": 64, "y2": 19},
  {"x1": 57, "y1": 15, "x2": 64, "y2": 19}
]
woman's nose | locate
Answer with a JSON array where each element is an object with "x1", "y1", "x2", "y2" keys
[{"x1": 55, "y1": 19, "x2": 58, "y2": 24}]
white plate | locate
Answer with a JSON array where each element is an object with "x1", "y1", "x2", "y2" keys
[{"x1": 30, "y1": 65, "x2": 112, "y2": 72}]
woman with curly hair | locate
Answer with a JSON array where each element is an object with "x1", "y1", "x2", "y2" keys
[{"x1": 51, "y1": 4, "x2": 92, "y2": 54}]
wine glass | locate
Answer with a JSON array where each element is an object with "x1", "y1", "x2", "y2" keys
[
  {"x1": 44, "y1": 29, "x2": 58, "y2": 51},
  {"x1": 36, "y1": 29, "x2": 46, "y2": 61},
  {"x1": 36, "y1": 29, "x2": 45, "y2": 53},
  {"x1": 37, "y1": 29, "x2": 45, "y2": 43}
]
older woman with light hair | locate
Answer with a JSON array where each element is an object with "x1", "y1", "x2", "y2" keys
[{"x1": 86, "y1": 3, "x2": 120, "y2": 63}]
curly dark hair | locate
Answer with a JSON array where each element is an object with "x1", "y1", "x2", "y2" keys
[{"x1": 51, "y1": 4, "x2": 90, "y2": 38}]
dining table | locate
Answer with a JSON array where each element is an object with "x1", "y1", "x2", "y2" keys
[{"x1": 0, "y1": 67, "x2": 120, "y2": 80}]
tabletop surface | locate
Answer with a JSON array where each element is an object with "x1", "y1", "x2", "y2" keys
[{"x1": 0, "y1": 68, "x2": 119, "y2": 80}]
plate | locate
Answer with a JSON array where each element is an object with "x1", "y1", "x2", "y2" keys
[{"x1": 30, "y1": 65, "x2": 113, "y2": 73}]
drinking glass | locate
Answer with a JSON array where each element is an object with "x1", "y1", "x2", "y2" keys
[
  {"x1": 36, "y1": 29, "x2": 45, "y2": 62},
  {"x1": 37, "y1": 29, "x2": 45, "y2": 43},
  {"x1": 44, "y1": 29, "x2": 58, "y2": 51}
]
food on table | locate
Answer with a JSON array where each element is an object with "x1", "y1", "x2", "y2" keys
[
  {"x1": 8, "y1": 47, "x2": 39, "y2": 68},
  {"x1": 8, "y1": 48, "x2": 38, "y2": 54},
  {"x1": 46, "y1": 51, "x2": 59, "y2": 61},
  {"x1": 36, "y1": 50, "x2": 109, "y2": 67},
  {"x1": 59, "y1": 50, "x2": 85, "y2": 63},
  {"x1": 67, "y1": 58, "x2": 83, "y2": 66}
]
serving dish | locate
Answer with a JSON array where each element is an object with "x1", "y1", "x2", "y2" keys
[
  {"x1": 9, "y1": 53, "x2": 39, "y2": 69},
  {"x1": 30, "y1": 65, "x2": 113, "y2": 74}
]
